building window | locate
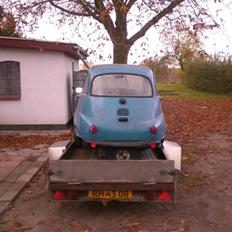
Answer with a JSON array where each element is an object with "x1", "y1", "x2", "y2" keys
[{"x1": 0, "y1": 61, "x2": 21, "y2": 100}]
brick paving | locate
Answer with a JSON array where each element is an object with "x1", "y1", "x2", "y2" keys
[{"x1": 0, "y1": 148, "x2": 48, "y2": 215}]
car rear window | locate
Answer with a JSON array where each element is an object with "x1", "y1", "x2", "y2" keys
[{"x1": 91, "y1": 74, "x2": 153, "y2": 97}]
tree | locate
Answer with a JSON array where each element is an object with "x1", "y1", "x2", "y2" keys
[
  {"x1": 2, "y1": 0, "x2": 220, "y2": 63},
  {"x1": 141, "y1": 55, "x2": 180, "y2": 83},
  {"x1": 0, "y1": 6, "x2": 21, "y2": 37},
  {"x1": 183, "y1": 55, "x2": 232, "y2": 93},
  {"x1": 141, "y1": 56, "x2": 169, "y2": 77},
  {"x1": 159, "y1": 21, "x2": 211, "y2": 71}
]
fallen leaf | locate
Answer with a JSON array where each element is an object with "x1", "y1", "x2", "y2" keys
[
  {"x1": 25, "y1": 190, "x2": 33, "y2": 194},
  {"x1": 179, "y1": 218, "x2": 189, "y2": 232},
  {"x1": 126, "y1": 222, "x2": 141, "y2": 228},
  {"x1": 69, "y1": 221, "x2": 82, "y2": 229}
]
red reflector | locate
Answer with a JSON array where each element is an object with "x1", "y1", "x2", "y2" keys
[
  {"x1": 159, "y1": 191, "x2": 172, "y2": 201},
  {"x1": 90, "y1": 125, "x2": 97, "y2": 133},
  {"x1": 90, "y1": 142, "x2": 97, "y2": 148},
  {"x1": 53, "y1": 191, "x2": 64, "y2": 200},
  {"x1": 150, "y1": 141, "x2": 157, "y2": 149},
  {"x1": 150, "y1": 126, "x2": 157, "y2": 134}
]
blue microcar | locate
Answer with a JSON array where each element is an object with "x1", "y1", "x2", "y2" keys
[{"x1": 74, "y1": 64, "x2": 166, "y2": 150}]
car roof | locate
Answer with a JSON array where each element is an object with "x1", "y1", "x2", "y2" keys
[{"x1": 88, "y1": 64, "x2": 154, "y2": 80}]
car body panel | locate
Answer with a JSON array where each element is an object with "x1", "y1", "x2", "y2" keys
[{"x1": 74, "y1": 64, "x2": 166, "y2": 147}]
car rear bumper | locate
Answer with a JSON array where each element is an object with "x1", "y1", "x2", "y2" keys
[{"x1": 83, "y1": 140, "x2": 163, "y2": 147}]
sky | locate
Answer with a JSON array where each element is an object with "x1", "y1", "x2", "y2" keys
[
  {"x1": 26, "y1": 1, "x2": 232, "y2": 65},
  {"x1": 203, "y1": 1, "x2": 232, "y2": 55}
]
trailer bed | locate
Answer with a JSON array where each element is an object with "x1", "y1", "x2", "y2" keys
[{"x1": 48, "y1": 141, "x2": 178, "y2": 203}]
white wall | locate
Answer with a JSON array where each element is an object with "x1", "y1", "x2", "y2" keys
[{"x1": 0, "y1": 47, "x2": 79, "y2": 125}]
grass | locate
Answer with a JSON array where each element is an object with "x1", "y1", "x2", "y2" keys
[
  {"x1": 182, "y1": 173, "x2": 203, "y2": 187},
  {"x1": 182, "y1": 152, "x2": 196, "y2": 165},
  {"x1": 157, "y1": 83, "x2": 232, "y2": 99}
]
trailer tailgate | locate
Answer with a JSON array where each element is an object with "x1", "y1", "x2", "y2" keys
[
  {"x1": 48, "y1": 141, "x2": 179, "y2": 202},
  {"x1": 49, "y1": 160, "x2": 175, "y2": 184}
]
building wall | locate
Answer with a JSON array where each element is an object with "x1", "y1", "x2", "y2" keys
[{"x1": 0, "y1": 47, "x2": 79, "y2": 125}]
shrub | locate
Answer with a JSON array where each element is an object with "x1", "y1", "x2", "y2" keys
[{"x1": 183, "y1": 56, "x2": 232, "y2": 94}]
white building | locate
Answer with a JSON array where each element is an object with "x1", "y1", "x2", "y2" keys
[{"x1": 0, "y1": 37, "x2": 87, "y2": 130}]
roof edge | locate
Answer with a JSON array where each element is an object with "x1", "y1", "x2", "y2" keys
[{"x1": 0, "y1": 36, "x2": 88, "y2": 59}]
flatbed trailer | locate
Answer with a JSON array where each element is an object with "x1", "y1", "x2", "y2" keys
[{"x1": 47, "y1": 140, "x2": 181, "y2": 204}]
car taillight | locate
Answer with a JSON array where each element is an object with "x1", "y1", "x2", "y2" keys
[
  {"x1": 53, "y1": 191, "x2": 64, "y2": 200},
  {"x1": 90, "y1": 142, "x2": 97, "y2": 148},
  {"x1": 90, "y1": 125, "x2": 97, "y2": 133},
  {"x1": 150, "y1": 126, "x2": 157, "y2": 134},
  {"x1": 150, "y1": 141, "x2": 157, "y2": 149}
]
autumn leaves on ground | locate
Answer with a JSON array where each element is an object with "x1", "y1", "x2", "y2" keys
[
  {"x1": 1, "y1": 98, "x2": 232, "y2": 232},
  {"x1": 0, "y1": 99, "x2": 231, "y2": 149},
  {"x1": 163, "y1": 99, "x2": 232, "y2": 144}
]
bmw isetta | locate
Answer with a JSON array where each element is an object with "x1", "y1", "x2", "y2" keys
[{"x1": 74, "y1": 64, "x2": 166, "y2": 156}]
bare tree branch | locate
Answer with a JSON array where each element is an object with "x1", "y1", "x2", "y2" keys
[
  {"x1": 129, "y1": 0, "x2": 185, "y2": 45},
  {"x1": 47, "y1": 0, "x2": 92, "y2": 17},
  {"x1": 89, "y1": 0, "x2": 116, "y2": 40},
  {"x1": 127, "y1": 0, "x2": 137, "y2": 10}
]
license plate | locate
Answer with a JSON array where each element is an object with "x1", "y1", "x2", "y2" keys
[{"x1": 88, "y1": 190, "x2": 132, "y2": 199}]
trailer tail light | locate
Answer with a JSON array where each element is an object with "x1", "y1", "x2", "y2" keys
[
  {"x1": 90, "y1": 142, "x2": 97, "y2": 148},
  {"x1": 150, "y1": 126, "x2": 157, "y2": 134},
  {"x1": 150, "y1": 141, "x2": 157, "y2": 149},
  {"x1": 53, "y1": 191, "x2": 64, "y2": 200},
  {"x1": 90, "y1": 125, "x2": 97, "y2": 133},
  {"x1": 52, "y1": 191, "x2": 79, "y2": 200},
  {"x1": 158, "y1": 191, "x2": 172, "y2": 201}
]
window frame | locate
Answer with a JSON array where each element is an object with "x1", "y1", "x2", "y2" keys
[
  {"x1": 0, "y1": 61, "x2": 21, "y2": 100},
  {"x1": 90, "y1": 73, "x2": 154, "y2": 98}
]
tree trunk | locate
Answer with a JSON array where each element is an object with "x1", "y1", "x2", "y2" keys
[
  {"x1": 178, "y1": 55, "x2": 184, "y2": 71},
  {"x1": 113, "y1": 43, "x2": 130, "y2": 64}
]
